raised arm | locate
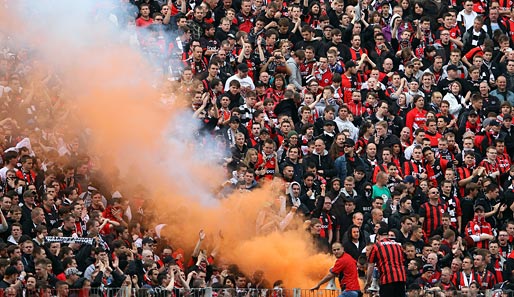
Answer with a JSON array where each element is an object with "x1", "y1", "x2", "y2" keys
[
  {"x1": 257, "y1": 36, "x2": 265, "y2": 63},
  {"x1": 192, "y1": 229, "x2": 206, "y2": 257}
]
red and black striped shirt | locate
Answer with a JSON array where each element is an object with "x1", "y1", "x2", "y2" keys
[
  {"x1": 452, "y1": 271, "x2": 479, "y2": 289},
  {"x1": 497, "y1": 153, "x2": 512, "y2": 175},
  {"x1": 403, "y1": 160, "x2": 423, "y2": 176},
  {"x1": 491, "y1": 257, "x2": 504, "y2": 283},
  {"x1": 456, "y1": 166, "x2": 474, "y2": 197},
  {"x1": 479, "y1": 159, "x2": 500, "y2": 183},
  {"x1": 419, "y1": 201, "x2": 447, "y2": 238},
  {"x1": 368, "y1": 238, "x2": 407, "y2": 285},
  {"x1": 480, "y1": 159, "x2": 500, "y2": 175},
  {"x1": 476, "y1": 269, "x2": 497, "y2": 290}
]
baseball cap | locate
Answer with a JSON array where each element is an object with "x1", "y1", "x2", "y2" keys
[
  {"x1": 377, "y1": 227, "x2": 389, "y2": 236},
  {"x1": 422, "y1": 264, "x2": 435, "y2": 273},
  {"x1": 474, "y1": 204, "x2": 485, "y2": 212},
  {"x1": 23, "y1": 190, "x2": 36, "y2": 198},
  {"x1": 64, "y1": 267, "x2": 82, "y2": 276},
  {"x1": 354, "y1": 166, "x2": 366, "y2": 173},
  {"x1": 403, "y1": 175, "x2": 415, "y2": 184},
  {"x1": 65, "y1": 268, "x2": 82, "y2": 277},
  {"x1": 405, "y1": 61, "x2": 414, "y2": 67},
  {"x1": 227, "y1": 33, "x2": 236, "y2": 39},
  {"x1": 323, "y1": 120, "x2": 336, "y2": 126},
  {"x1": 504, "y1": 114, "x2": 513, "y2": 121},
  {"x1": 142, "y1": 237, "x2": 156, "y2": 245},
  {"x1": 255, "y1": 80, "x2": 267, "y2": 88},
  {"x1": 447, "y1": 64, "x2": 458, "y2": 71},
  {"x1": 468, "y1": 110, "x2": 478, "y2": 117},
  {"x1": 490, "y1": 120, "x2": 500, "y2": 126},
  {"x1": 345, "y1": 138, "x2": 355, "y2": 146}
]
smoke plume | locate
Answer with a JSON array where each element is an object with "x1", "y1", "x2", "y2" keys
[{"x1": 2, "y1": 0, "x2": 334, "y2": 288}]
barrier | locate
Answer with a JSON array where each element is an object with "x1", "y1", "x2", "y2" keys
[
  {"x1": 0, "y1": 287, "x2": 498, "y2": 296},
  {"x1": 0, "y1": 287, "x2": 340, "y2": 297}
]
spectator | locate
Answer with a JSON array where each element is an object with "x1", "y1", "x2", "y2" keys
[
  {"x1": 311, "y1": 242, "x2": 361, "y2": 295},
  {"x1": 367, "y1": 227, "x2": 407, "y2": 297},
  {"x1": 3, "y1": 1, "x2": 514, "y2": 295}
]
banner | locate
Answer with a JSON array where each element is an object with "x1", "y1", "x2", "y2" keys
[{"x1": 45, "y1": 236, "x2": 94, "y2": 245}]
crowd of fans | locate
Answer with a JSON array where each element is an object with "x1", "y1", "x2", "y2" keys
[{"x1": 2, "y1": 0, "x2": 514, "y2": 295}]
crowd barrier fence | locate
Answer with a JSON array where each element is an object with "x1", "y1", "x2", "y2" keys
[{"x1": 0, "y1": 287, "x2": 498, "y2": 297}]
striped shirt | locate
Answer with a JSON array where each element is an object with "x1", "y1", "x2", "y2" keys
[
  {"x1": 419, "y1": 201, "x2": 447, "y2": 238},
  {"x1": 368, "y1": 238, "x2": 407, "y2": 285}
]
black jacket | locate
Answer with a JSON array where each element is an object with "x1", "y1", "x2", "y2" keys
[
  {"x1": 304, "y1": 150, "x2": 336, "y2": 179},
  {"x1": 501, "y1": 125, "x2": 514, "y2": 158},
  {"x1": 342, "y1": 237, "x2": 365, "y2": 260},
  {"x1": 274, "y1": 99, "x2": 300, "y2": 124}
]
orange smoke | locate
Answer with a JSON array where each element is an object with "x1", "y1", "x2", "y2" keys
[
  {"x1": 226, "y1": 231, "x2": 334, "y2": 286},
  {"x1": 149, "y1": 185, "x2": 334, "y2": 287},
  {"x1": 3, "y1": 0, "x2": 335, "y2": 288}
]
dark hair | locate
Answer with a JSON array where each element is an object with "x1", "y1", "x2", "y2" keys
[
  {"x1": 20, "y1": 155, "x2": 32, "y2": 165},
  {"x1": 111, "y1": 239, "x2": 128, "y2": 250},
  {"x1": 359, "y1": 121, "x2": 374, "y2": 137},
  {"x1": 486, "y1": 183, "x2": 499, "y2": 193},
  {"x1": 56, "y1": 246, "x2": 72, "y2": 259},
  {"x1": 3, "y1": 151, "x2": 18, "y2": 163},
  {"x1": 56, "y1": 281, "x2": 69, "y2": 290},
  {"x1": 301, "y1": 123, "x2": 314, "y2": 135},
  {"x1": 62, "y1": 257, "x2": 75, "y2": 269},
  {"x1": 223, "y1": 276, "x2": 236, "y2": 287}
]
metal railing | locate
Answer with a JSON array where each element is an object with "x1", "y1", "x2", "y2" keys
[
  {"x1": 0, "y1": 287, "x2": 342, "y2": 297},
  {"x1": 0, "y1": 287, "x2": 501, "y2": 297}
]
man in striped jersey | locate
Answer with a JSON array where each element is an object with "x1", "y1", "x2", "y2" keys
[{"x1": 367, "y1": 228, "x2": 407, "y2": 297}]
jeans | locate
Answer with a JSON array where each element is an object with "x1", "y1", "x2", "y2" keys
[{"x1": 339, "y1": 290, "x2": 360, "y2": 297}]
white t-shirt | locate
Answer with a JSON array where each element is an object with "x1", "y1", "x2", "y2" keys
[
  {"x1": 224, "y1": 75, "x2": 255, "y2": 92},
  {"x1": 457, "y1": 10, "x2": 477, "y2": 30},
  {"x1": 0, "y1": 166, "x2": 17, "y2": 183}
]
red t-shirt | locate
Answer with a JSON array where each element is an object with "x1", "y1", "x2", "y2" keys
[
  {"x1": 341, "y1": 74, "x2": 356, "y2": 104},
  {"x1": 330, "y1": 252, "x2": 361, "y2": 291},
  {"x1": 136, "y1": 17, "x2": 154, "y2": 27},
  {"x1": 314, "y1": 69, "x2": 333, "y2": 88},
  {"x1": 405, "y1": 108, "x2": 427, "y2": 138}
]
